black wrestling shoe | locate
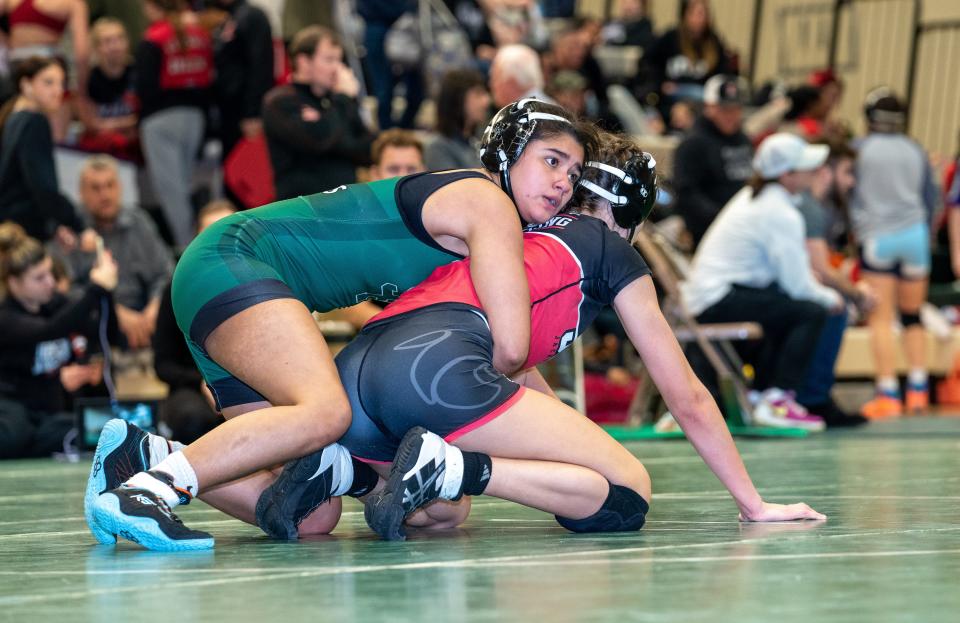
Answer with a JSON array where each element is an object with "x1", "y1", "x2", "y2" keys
[
  {"x1": 806, "y1": 399, "x2": 869, "y2": 428},
  {"x1": 364, "y1": 427, "x2": 448, "y2": 541},
  {"x1": 255, "y1": 445, "x2": 340, "y2": 540},
  {"x1": 91, "y1": 473, "x2": 213, "y2": 551},
  {"x1": 85, "y1": 419, "x2": 151, "y2": 544}
]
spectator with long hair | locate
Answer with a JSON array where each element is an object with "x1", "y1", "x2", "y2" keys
[
  {"x1": 1, "y1": 0, "x2": 91, "y2": 140},
  {"x1": 635, "y1": 0, "x2": 733, "y2": 116},
  {"x1": 424, "y1": 69, "x2": 491, "y2": 170},
  {"x1": 136, "y1": 0, "x2": 213, "y2": 250},
  {"x1": 0, "y1": 221, "x2": 118, "y2": 459},
  {"x1": 0, "y1": 56, "x2": 90, "y2": 245}
]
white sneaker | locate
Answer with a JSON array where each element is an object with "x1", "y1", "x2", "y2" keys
[{"x1": 751, "y1": 388, "x2": 825, "y2": 432}]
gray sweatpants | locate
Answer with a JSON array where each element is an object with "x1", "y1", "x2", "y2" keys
[{"x1": 140, "y1": 107, "x2": 205, "y2": 249}]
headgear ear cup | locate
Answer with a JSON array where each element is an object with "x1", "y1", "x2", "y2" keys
[{"x1": 580, "y1": 152, "x2": 659, "y2": 231}]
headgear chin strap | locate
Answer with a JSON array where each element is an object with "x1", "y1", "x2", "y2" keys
[{"x1": 579, "y1": 153, "x2": 658, "y2": 239}]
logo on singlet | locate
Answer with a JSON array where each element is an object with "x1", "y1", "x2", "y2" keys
[
  {"x1": 557, "y1": 329, "x2": 576, "y2": 353},
  {"x1": 355, "y1": 283, "x2": 399, "y2": 303}
]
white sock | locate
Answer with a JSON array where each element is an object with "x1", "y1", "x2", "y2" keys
[
  {"x1": 440, "y1": 443, "x2": 464, "y2": 501},
  {"x1": 326, "y1": 444, "x2": 355, "y2": 497},
  {"x1": 151, "y1": 451, "x2": 199, "y2": 504},
  {"x1": 125, "y1": 471, "x2": 181, "y2": 508},
  {"x1": 877, "y1": 377, "x2": 899, "y2": 394},
  {"x1": 908, "y1": 369, "x2": 928, "y2": 387},
  {"x1": 146, "y1": 434, "x2": 172, "y2": 468},
  {"x1": 170, "y1": 441, "x2": 186, "y2": 453}
]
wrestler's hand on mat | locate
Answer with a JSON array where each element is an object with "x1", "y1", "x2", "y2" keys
[{"x1": 739, "y1": 501, "x2": 826, "y2": 522}]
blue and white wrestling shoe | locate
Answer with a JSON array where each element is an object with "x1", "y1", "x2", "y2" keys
[
  {"x1": 91, "y1": 471, "x2": 214, "y2": 552},
  {"x1": 84, "y1": 419, "x2": 151, "y2": 544},
  {"x1": 365, "y1": 427, "x2": 449, "y2": 541}
]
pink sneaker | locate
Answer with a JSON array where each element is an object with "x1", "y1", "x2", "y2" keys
[{"x1": 751, "y1": 388, "x2": 826, "y2": 432}]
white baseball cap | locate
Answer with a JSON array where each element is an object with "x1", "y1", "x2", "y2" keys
[{"x1": 752, "y1": 132, "x2": 829, "y2": 179}]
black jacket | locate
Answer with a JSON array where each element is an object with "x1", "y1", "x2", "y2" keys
[
  {"x1": 263, "y1": 82, "x2": 374, "y2": 199},
  {"x1": 673, "y1": 115, "x2": 754, "y2": 247},
  {"x1": 0, "y1": 112, "x2": 83, "y2": 240},
  {"x1": 213, "y1": 0, "x2": 274, "y2": 122},
  {"x1": 0, "y1": 285, "x2": 114, "y2": 413}
]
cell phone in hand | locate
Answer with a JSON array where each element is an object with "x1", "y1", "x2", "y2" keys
[{"x1": 95, "y1": 236, "x2": 104, "y2": 262}]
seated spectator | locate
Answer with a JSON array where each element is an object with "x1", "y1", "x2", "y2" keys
[
  {"x1": 0, "y1": 56, "x2": 89, "y2": 244},
  {"x1": 543, "y1": 19, "x2": 611, "y2": 123},
  {"x1": 59, "y1": 155, "x2": 173, "y2": 350},
  {"x1": 136, "y1": 0, "x2": 214, "y2": 251},
  {"x1": 681, "y1": 133, "x2": 842, "y2": 431},
  {"x1": 1, "y1": 0, "x2": 91, "y2": 142},
  {"x1": 489, "y1": 44, "x2": 552, "y2": 109},
  {"x1": 794, "y1": 141, "x2": 872, "y2": 426},
  {"x1": 546, "y1": 70, "x2": 588, "y2": 118},
  {"x1": 423, "y1": 69, "x2": 490, "y2": 170},
  {"x1": 0, "y1": 221, "x2": 118, "y2": 459},
  {"x1": 635, "y1": 0, "x2": 734, "y2": 117},
  {"x1": 673, "y1": 74, "x2": 753, "y2": 248},
  {"x1": 76, "y1": 17, "x2": 140, "y2": 162},
  {"x1": 263, "y1": 25, "x2": 374, "y2": 199},
  {"x1": 152, "y1": 200, "x2": 235, "y2": 443},
  {"x1": 601, "y1": 0, "x2": 655, "y2": 49},
  {"x1": 368, "y1": 129, "x2": 425, "y2": 181}
]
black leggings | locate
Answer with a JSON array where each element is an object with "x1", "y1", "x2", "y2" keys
[{"x1": 695, "y1": 285, "x2": 827, "y2": 392}]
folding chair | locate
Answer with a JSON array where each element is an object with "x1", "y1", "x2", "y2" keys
[{"x1": 626, "y1": 226, "x2": 808, "y2": 437}]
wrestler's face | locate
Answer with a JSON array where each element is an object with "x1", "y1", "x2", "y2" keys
[{"x1": 508, "y1": 135, "x2": 584, "y2": 224}]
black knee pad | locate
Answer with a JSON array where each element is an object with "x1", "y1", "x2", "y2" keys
[
  {"x1": 555, "y1": 483, "x2": 649, "y2": 533},
  {"x1": 900, "y1": 311, "x2": 922, "y2": 327}
]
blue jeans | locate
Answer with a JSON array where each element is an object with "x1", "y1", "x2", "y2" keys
[
  {"x1": 796, "y1": 310, "x2": 848, "y2": 406},
  {"x1": 364, "y1": 19, "x2": 424, "y2": 129}
]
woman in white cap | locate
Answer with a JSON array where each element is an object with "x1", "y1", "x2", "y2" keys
[{"x1": 681, "y1": 132, "x2": 842, "y2": 430}]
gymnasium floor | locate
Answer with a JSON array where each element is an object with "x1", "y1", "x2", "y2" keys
[{"x1": 1, "y1": 416, "x2": 958, "y2": 623}]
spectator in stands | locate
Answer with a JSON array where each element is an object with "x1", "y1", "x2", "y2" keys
[
  {"x1": 794, "y1": 141, "x2": 872, "y2": 426},
  {"x1": 673, "y1": 74, "x2": 753, "y2": 248},
  {"x1": 485, "y1": 0, "x2": 548, "y2": 50},
  {"x1": 357, "y1": 0, "x2": 423, "y2": 130},
  {"x1": 0, "y1": 221, "x2": 118, "y2": 459},
  {"x1": 424, "y1": 68, "x2": 489, "y2": 170},
  {"x1": 546, "y1": 70, "x2": 588, "y2": 118},
  {"x1": 61, "y1": 155, "x2": 173, "y2": 350},
  {"x1": 210, "y1": 0, "x2": 274, "y2": 162},
  {"x1": 781, "y1": 82, "x2": 847, "y2": 144},
  {"x1": 136, "y1": 0, "x2": 213, "y2": 251},
  {"x1": 853, "y1": 88, "x2": 940, "y2": 419},
  {"x1": 635, "y1": 0, "x2": 733, "y2": 117},
  {"x1": 681, "y1": 133, "x2": 842, "y2": 431},
  {"x1": 489, "y1": 44, "x2": 552, "y2": 109},
  {"x1": 601, "y1": 0, "x2": 654, "y2": 49},
  {"x1": 543, "y1": 19, "x2": 611, "y2": 124},
  {"x1": 263, "y1": 25, "x2": 374, "y2": 199},
  {"x1": 76, "y1": 18, "x2": 139, "y2": 162},
  {"x1": 0, "y1": 56, "x2": 90, "y2": 245},
  {"x1": 1, "y1": 0, "x2": 91, "y2": 141},
  {"x1": 368, "y1": 129, "x2": 425, "y2": 181},
  {"x1": 152, "y1": 200, "x2": 235, "y2": 443},
  {"x1": 86, "y1": 0, "x2": 147, "y2": 48}
]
